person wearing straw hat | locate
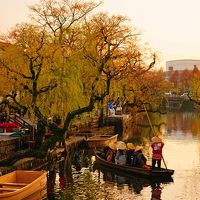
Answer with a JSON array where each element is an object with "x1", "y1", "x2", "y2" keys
[
  {"x1": 126, "y1": 143, "x2": 135, "y2": 165},
  {"x1": 151, "y1": 135, "x2": 164, "y2": 170},
  {"x1": 115, "y1": 141, "x2": 127, "y2": 165},
  {"x1": 133, "y1": 146, "x2": 147, "y2": 168},
  {"x1": 106, "y1": 142, "x2": 117, "y2": 162}
]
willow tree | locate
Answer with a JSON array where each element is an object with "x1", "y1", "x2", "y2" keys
[
  {"x1": 80, "y1": 13, "x2": 167, "y2": 112},
  {"x1": 0, "y1": 24, "x2": 57, "y2": 116},
  {"x1": 0, "y1": 0, "x2": 100, "y2": 149},
  {"x1": 125, "y1": 70, "x2": 171, "y2": 111},
  {"x1": 0, "y1": 0, "x2": 158, "y2": 151},
  {"x1": 83, "y1": 15, "x2": 166, "y2": 114},
  {"x1": 0, "y1": 42, "x2": 15, "y2": 112},
  {"x1": 28, "y1": 0, "x2": 157, "y2": 142}
]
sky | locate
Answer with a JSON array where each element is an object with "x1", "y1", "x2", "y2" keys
[{"x1": 0, "y1": 0, "x2": 200, "y2": 68}]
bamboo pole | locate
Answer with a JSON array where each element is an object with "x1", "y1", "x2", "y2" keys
[
  {"x1": 143, "y1": 104, "x2": 156, "y2": 135},
  {"x1": 143, "y1": 104, "x2": 167, "y2": 169}
]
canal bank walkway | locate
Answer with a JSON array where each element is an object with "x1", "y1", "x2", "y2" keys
[
  {"x1": 65, "y1": 136, "x2": 86, "y2": 160},
  {"x1": 65, "y1": 136, "x2": 86, "y2": 146}
]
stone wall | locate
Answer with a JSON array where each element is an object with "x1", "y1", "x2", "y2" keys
[
  {"x1": 105, "y1": 114, "x2": 133, "y2": 137},
  {"x1": 0, "y1": 136, "x2": 28, "y2": 161}
]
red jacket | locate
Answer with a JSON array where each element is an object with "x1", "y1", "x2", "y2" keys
[{"x1": 151, "y1": 142, "x2": 164, "y2": 160}]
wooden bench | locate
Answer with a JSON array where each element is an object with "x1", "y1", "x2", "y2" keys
[
  {"x1": 0, "y1": 188, "x2": 20, "y2": 192},
  {"x1": 0, "y1": 182, "x2": 27, "y2": 187}
]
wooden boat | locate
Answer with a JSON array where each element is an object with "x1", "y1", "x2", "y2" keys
[
  {"x1": 95, "y1": 152, "x2": 174, "y2": 178},
  {"x1": 0, "y1": 170, "x2": 47, "y2": 200},
  {"x1": 87, "y1": 134, "x2": 118, "y2": 148}
]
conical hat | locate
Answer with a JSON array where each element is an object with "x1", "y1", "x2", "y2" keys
[
  {"x1": 108, "y1": 142, "x2": 117, "y2": 150},
  {"x1": 116, "y1": 141, "x2": 126, "y2": 150},
  {"x1": 127, "y1": 143, "x2": 135, "y2": 150},
  {"x1": 151, "y1": 136, "x2": 162, "y2": 143},
  {"x1": 135, "y1": 145, "x2": 143, "y2": 152}
]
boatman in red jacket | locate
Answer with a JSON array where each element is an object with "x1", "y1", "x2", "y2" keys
[{"x1": 151, "y1": 135, "x2": 164, "y2": 170}]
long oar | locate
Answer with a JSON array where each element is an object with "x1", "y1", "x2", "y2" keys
[
  {"x1": 143, "y1": 104, "x2": 168, "y2": 169},
  {"x1": 143, "y1": 104, "x2": 156, "y2": 135},
  {"x1": 161, "y1": 155, "x2": 167, "y2": 169}
]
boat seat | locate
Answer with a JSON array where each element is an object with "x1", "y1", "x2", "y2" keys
[
  {"x1": 0, "y1": 183, "x2": 27, "y2": 187},
  {"x1": 0, "y1": 188, "x2": 20, "y2": 192}
]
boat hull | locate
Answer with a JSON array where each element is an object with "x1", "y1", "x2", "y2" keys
[
  {"x1": 0, "y1": 170, "x2": 47, "y2": 200},
  {"x1": 95, "y1": 153, "x2": 174, "y2": 178},
  {"x1": 87, "y1": 134, "x2": 118, "y2": 148}
]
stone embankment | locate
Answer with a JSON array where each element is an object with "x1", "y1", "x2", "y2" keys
[{"x1": 0, "y1": 114, "x2": 133, "y2": 175}]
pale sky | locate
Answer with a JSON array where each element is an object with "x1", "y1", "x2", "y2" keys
[{"x1": 0, "y1": 0, "x2": 200, "y2": 68}]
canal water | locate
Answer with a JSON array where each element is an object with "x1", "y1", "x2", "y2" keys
[{"x1": 47, "y1": 112, "x2": 200, "y2": 200}]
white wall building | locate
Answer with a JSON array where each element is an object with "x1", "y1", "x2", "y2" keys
[{"x1": 166, "y1": 59, "x2": 200, "y2": 71}]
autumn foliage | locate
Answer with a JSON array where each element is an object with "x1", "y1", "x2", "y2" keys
[{"x1": 0, "y1": 0, "x2": 169, "y2": 149}]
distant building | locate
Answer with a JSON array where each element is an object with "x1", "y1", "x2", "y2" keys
[
  {"x1": 166, "y1": 59, "x2": 200, "y2": 72},
  {"x1": 165, "y1": 59, "x2": 200, "y2": 82}
]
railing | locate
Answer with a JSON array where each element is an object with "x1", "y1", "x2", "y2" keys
[
  {"x1": 8, "y1": 114, "x2": 35, "y2": 136},
  {"x1": 165, "y1": 96, "x2": 186, "y2": 110}
]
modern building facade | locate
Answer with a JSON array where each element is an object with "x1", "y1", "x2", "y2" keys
[{"x1": 166, "y1": 59, "x2": 200, "y2": 72}]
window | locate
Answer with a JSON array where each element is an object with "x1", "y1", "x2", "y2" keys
[{"x1": 168, "y1": 66, "x2": 173, "y2": 71}]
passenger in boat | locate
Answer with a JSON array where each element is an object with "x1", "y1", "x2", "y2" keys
[
  {"x1": 133, "y1": 146, "x2": 148, "y2": 169},
  {"x1": 115, "y1": 149, "x2": 127, "y2": 165},
  {"x1": 151, "y1": 135, "x2": 164, "y2": 170},
  {"x1": 126, "y1": 143, "x2": 135, "y2": 165},
  {"x1": 103, "y1": 145, "x2": 109, "y2": 154},
  {"x1": 115, "y1": 143, "x2": 127, "y2": 165},
  {"x1": 102, "y1": 145, "x2": 110, "y2": 159},
  {"x1": 106, "y1": 143, "x2": 117, "y2": 162}
]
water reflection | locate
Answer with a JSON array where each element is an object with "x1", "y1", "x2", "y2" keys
[
  {"x1": 102, "y1": 170, "x2": 160, "y2": 195},
  {"x1": 100, "y1": 169, "x2": 148, "y2": 193},
  {"x1": 162, "y1": 112, "x2": 200, "y2": 137},
  {"x1": 47, "y1": 170, "x2": 56, "y2": 199},
  {"x1": 150, "y1": 182, "x2": 162, "y2": 200},
  {"x1": 46, "y1": 150, "x2": 173, "y2": 200},
  {"x1": 46, "y1": 112, "x2": 200, "y2": 199},
  {"x1": 94, "y1": 165, "x2": 173, "y2": 199}
]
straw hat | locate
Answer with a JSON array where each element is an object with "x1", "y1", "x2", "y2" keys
[
  {"x1": 108, "y1": 142, "x2": 117, "y2": 150},
  {"x1": 116, "y1": 141, "x2": 127, "y2": 150},
  {"x1": 126, "y1": 143, "x2": 135, "y2": 150},
  {"x1": 151, "y1": 136, "x2": 162, "y2": 143},
  {"x1": 135, "y1": 146, "x2": 143, "y2": 152}
]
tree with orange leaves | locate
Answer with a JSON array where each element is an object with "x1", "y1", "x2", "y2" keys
[{"x1": 0, "y1": 0, "x2": 158, "y2": 151}]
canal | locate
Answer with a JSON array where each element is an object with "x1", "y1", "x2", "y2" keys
[{"x1": 46, "y1": 112, "x2": 200, "y2": 200}]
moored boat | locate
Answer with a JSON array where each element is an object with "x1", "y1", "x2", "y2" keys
[
  {"x1": 87, "y1": 134, "x2": 118, "y2": 148},
  {"x1": 95, "y1": 152, "x2": 174, "y2": 178},
  {"x1": 0, "y1": 170, "x2": 47, "y2": 200}
]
